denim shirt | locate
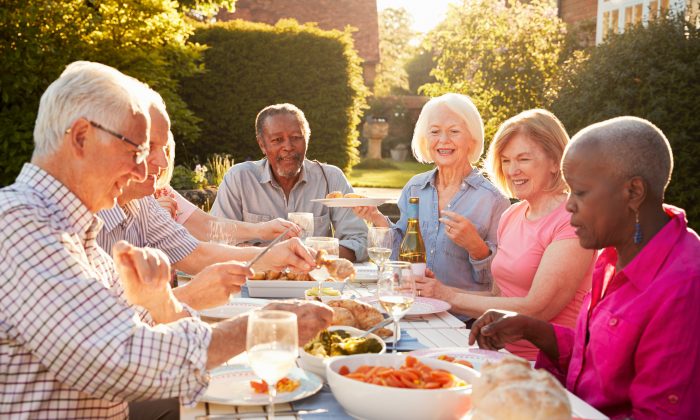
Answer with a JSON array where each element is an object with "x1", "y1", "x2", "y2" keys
[{"x1": 389, "y1": 167, "x2": 510, "y2": 292}]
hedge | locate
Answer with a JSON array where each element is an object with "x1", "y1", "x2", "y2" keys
[
  {"x1": 551, "y1": 13, "x2": 700, "y2": 230},
  {"x1": 178, "y1": 19, "x2": 368, "y2": 173}
]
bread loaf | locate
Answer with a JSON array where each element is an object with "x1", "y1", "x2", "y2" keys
[{"x1": 471, "y1": 356, "x2": 571, "y2": 420}]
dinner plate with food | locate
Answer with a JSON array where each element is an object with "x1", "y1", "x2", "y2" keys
[
  {"x1": 360, "y1": 296, "x2": 451, "y2": 316},
  {"x1": 311, "y1": 191, "x2": 392, "y2": 207},
  {"x1": 202, "y1": 365, "x2": 322, "y2": 406},
  {"x1": 408, "y1": 347, "x2": 507, "y2": 372}
]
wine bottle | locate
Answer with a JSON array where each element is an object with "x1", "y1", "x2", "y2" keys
[{"x1": 399, "y1": 197, "x2": 427, "y2": 275}]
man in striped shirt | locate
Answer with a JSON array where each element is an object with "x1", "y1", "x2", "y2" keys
[
  {"x1": 0, "y1": 61, "x2": 333, "y2": 418},
  {"x1": 97, "y1": 89, "x2": 317, "y2": 310}
]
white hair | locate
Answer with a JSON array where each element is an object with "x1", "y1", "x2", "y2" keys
[
  {"x1": 144, "y1": 87, "x2": 170, "y2": 125},
  {"x1": 32, "y1": 61, "x2": 150, "y2": 158},
  {"x1": 411, "y1": 93, "x2": 484, "y2": 164}
]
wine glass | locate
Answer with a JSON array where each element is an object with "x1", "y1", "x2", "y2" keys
[
  {"x1": 377, "y1": 261, "x2": 415, "y2": 354},
  {"x1": 208, "y1": 219, "x2": 237, "y2": 245},
  {"x1": 246, "y1": 310, "x2": 298, "y2": 420},
  {"x1": 287, "y1": 212, "x2": 314, "y2": 239},
  {"x1": 367, "y1": 227, "x2": 393, "y2": 280},
  {"x1": 305, "y1": 236, "x2": 339, "y2": 294}
]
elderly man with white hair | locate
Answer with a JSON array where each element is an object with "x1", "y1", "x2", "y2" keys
[
  {"x1": 354, "y1": 93, "x2": 510, "y2": 297},
  {"x1": 96, "y1": 88, "x2": 316, "y2": 310},
  {"x1": 0, "y1": 61, "x2": 332, "y2": 418}
]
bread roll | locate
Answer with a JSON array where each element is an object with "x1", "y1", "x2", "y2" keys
[
  {"x1": 471, "y1": 356, "x2": 571, "y2": 420},
  {"x1": 326, "y1": 191, "x2": 343, "y2": 199}
]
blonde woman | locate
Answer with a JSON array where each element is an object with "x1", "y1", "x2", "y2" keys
[
  {"x1": 154, "y1": 133, "x2": 300, "y2": 242},
  {"x1": 417, "y1": 109, "x2": 595, "y2": 359},
  {"x1": 354, "y1": 93, "x2": 510, "y2": 294}
]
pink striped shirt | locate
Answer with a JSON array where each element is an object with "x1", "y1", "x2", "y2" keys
[{"x1": 536, "y1": 205, "x2": 700, "y2": 418}]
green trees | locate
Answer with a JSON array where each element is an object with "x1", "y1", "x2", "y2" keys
[
  {"x1": 422, "y1": 0, "x2": 566, "y2": 146},
  {"x1": 179, "y1": 19, "x2": 368, "y2": 173},
  {"x1": 374, "y1": 8, "x2": 416, "y2": 96},
  {"x1": 0, "y1": 0, "x2": 206, "y2": 185},
  {"x1": 552, "y1": 14, "x2": 700, "y2": 229}
]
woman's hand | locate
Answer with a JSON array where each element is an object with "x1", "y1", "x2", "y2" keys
[
  {"x1": 255, "y1": 238, "x2": 316, "y2": 272},
  {"x1": 352, "y1": 206, "x2": 389, "y2": 227},
  {"x1": 439, "y1": 210, "x2": 490, "y2": 260},
  {"x1": 156, "y1": 195, "x2": 178, "y2": 219},
  {"x1": 258, "y1": 218, "x2": 301, "y2": 241},
  {"x1": 415, "y1": 268, "x2": 450, "y2": 300}
]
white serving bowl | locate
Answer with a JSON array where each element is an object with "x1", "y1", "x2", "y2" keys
[
  {"x1": 327, "y1": 353, "x2": 478, "y2": 420},
  {"x1": 303, "y1": 287, "x2": 344, "y2": 303},
  {"x1": 299, "y1": 326, "x2": 386, "y2": 379}
]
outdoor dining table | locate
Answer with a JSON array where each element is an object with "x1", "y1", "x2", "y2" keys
[{"x1": 180, "y1": 264, "x2": 608, "y2": 420}]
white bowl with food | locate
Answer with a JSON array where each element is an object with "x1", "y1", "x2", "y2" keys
[
  {"x1": 300, "y1": 326, "x2": 386, "y2": 379},
  {"x1": 303, "y1": 286, "x2": 344, "y2": 303},
  {"x1": 327, "y1": 353, "x2": 477, "y2": 420}
]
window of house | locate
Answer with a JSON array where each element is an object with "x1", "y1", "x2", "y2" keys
[
  {"x1": 634, "y1": 4, "x2": 644, "y2": 24},
  {"x1": 625, "y1": 6, "x2": 634, "y2": 28},
  {"x1": 612, "y1": 9, "x2": 620, "y2": 33},
  {"x1": 649, "y1": 0, "x2": 659, "y2": 19}
]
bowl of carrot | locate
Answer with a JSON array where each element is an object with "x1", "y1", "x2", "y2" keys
[{"x1": 326, "y1": 354, "x2": 478, "y2": 420}]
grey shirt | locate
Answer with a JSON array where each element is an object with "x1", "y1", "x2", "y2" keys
[{"x1": 211, "y1": 158, "x2": 368, "y2": 261}]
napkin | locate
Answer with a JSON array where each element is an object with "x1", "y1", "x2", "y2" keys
[
  {"x1": 386, "y1": 329, "x2": 427, "y2": 352},
  {"x1": 292, "y1": 383, "x2": 352, "y2": 419}
]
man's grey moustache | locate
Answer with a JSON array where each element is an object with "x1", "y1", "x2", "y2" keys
[{"x1": 277, "y1": 155, "x2": 302, "y2": 162}]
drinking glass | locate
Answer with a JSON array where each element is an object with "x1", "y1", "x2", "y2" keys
[
  {"x1": 377, "y1": 261, "x2": 415, "y2": 354},
  {"x1": 287, "y1": 212, "x2": 314, "y2": 239},
  {"x1": 367, "y1": 227, "x2": 393, "y2": 279},
  {"x1": 208, "y1": 219, "x2": 237, "y2": 245},
  {"x1": 305, "y1": 236, "x2": 340, "y2": 293},
  {"x1": 246, "y1": 310, "x2": 298, "y2": 420}
]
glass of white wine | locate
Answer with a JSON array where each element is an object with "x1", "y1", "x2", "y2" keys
[
  {"x1": 368, "y1": 227, "x2": 393, "y2": 280},
  {"x1": 246, "y1": 310, "x2": 298, "y2": 419},
  {"x1": 377, "y1": 261, "x2": 415, "y2": 354}
]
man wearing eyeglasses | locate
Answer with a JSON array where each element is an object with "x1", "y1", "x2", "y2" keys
[
  {"x1": 0, "y1": 61, "x2": 333, "y2": 418},
  {"x1": 95, "y1": 89, "x2": 317, "y2": 311}
]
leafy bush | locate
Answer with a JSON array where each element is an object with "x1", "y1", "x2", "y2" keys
[
  {"x1": 0, "y1": 0, "x2": 206, "y2": 186},
  {"x1": 422, "y1": 0, "x2": 566, "y2": 149},
  {"x1": 179, "y1": 19, "x2": 368, "y2": 173},
  {"x1": 353, "y1": 158, "x2": 398, "y2": 170},
  {"x1": 551, "y1": 12, "x2": 700, "y2": 230},
  {"x1": 171, "y1": 165, "x2": 200, "y2": 190}
]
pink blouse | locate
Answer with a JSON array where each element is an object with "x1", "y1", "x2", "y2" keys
[
  {"x1": 536, "y1": 205, "x2": 700, "y2": 418},
  {"x1": 491, "y1": 200, "x2": 593, "y2": 360}
]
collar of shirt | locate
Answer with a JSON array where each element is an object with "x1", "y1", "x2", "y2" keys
[
  {"x1": 98, "y1": 199, "x2": 142, "y2": 233},
  {"x1": 259, "y1": 158, "x2": 310, "y2": 188},
  {"x1": 415, "y1": 166, "x2": 482, "y2": 191},
  {"x1": 16, "y1": 163, "x2": 102, "y2": 242},
  {"x1": 590, "y1": 204, "x2": 686, "y2": 309}
]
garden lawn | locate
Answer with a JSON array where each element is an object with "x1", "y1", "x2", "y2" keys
[{"x1": 348, "y1": 160, "x2": 433, "y2": 188}]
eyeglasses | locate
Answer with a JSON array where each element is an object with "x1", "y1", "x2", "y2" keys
[{"x1": 88, "y1": 120, "x2": 149, "y2": 165}]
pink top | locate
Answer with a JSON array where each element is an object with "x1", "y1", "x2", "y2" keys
[
  {"x1": 170, "y1": 187, "x2": 197, "y2": 224},
  {"x1": 491, "y1": 200, "x2": 593, "y2": 360},
  {"x1": 536, "y1": 205, "x2": 700, "y2": 419}
]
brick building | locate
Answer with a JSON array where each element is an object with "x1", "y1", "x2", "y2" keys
[{"x1": 217, "y1": 0, "x2": 380, "y2": 87}]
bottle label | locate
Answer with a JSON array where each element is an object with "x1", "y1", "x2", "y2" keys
[
  {"x1": 411, "y1": 263, "x2": 426, "y2": 277},
  {"x1": 407, "y1": 201, "x2": 419, "y2": 220}
]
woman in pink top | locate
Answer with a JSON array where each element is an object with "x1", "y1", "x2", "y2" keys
[
  {"x1": 469, "y1": 117, "x2": 700, "y2": 418},
  {"x1": 417, "y1": 109, "x2": 595, "y2": 360},
  {"x1": 154, "y1": 133, "x2": 300, "y2": 242}
]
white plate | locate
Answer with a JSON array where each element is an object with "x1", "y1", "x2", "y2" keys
[
  {"x1": 199, "y1": 298, "x2": 268, "y2": 320},
  {"x1": 360, "y1": 296, "x2": 451, "y2": 316},
  {"x1": 246, "y1": 279, "x2": 346, "y2": 298},
  {"x1": 408, "y1": 347, "x2": 506, "y2": 371},
  {"x1": 202, "y1": 365, "x2": 323, "y2": 406},
  {"x1": 311, "y1": 198, "x2": 391, "y2": 207}
]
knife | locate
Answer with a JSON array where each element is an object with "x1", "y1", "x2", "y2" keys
[
  {"x1": 360, "y1": 317, "x2": 394, "y2": 338},
  {"x1": 245, "y1": 225, "x2": 294, "y2": 269},
  {"x1": 196, "y1": 408, "x2": 327, "y2": 419}
]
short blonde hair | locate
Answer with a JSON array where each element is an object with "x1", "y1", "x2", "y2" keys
[
  {"x1": 411, "y1": 93, "x2": 484, "y2": 164},
  {"x1": 156, "y1": 131, "x2": 176, "y2": 189},
  {"x1": 486, "y1": 109, "x2": 569, "y2": 198}
]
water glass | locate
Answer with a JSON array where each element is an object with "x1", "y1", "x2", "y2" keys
[
  {"x1": 377, "y1": 261, "x2": 415, "y2": 353},
  {"x1": 288, "y1": 212, "x2": 314, "y2": 239},
  {"x1": 246, "y1": 310, "x2": 298, "y2": 420},
  {"x1": 208, "y1": 219, "x2": 237, "y2": 245}
]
